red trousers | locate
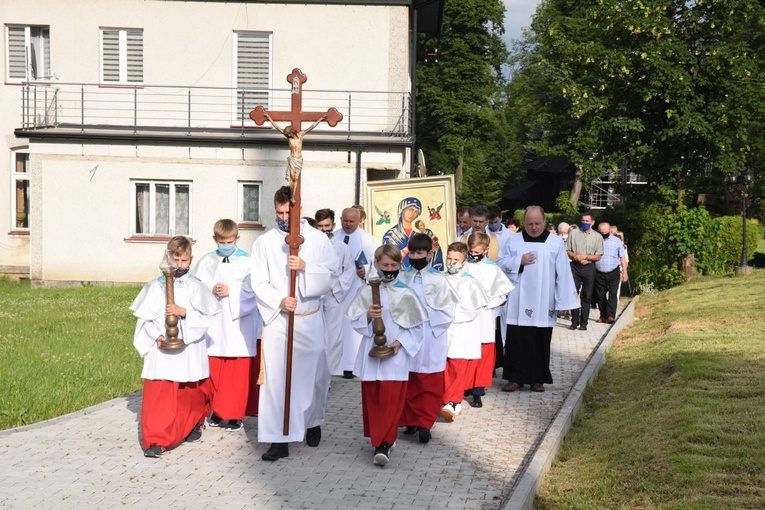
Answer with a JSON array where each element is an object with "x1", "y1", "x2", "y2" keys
[
  {"x1": 361, "y1": 380, "x2": 407, "y2": 447},
  {"x1": 209, "y1": 356, "x2": 252, "y2": 420},
  {"x1": 472, "y1": 343, "x2": 496, "y2": 388},
  {"x1": 443, "y1": 358, "x2": 470, "y2": 404},
  {"x1": 399, "y1": 372, "x2": 444, "y2": 429},
  {"x1": 140, "y1": 378, "x2": 211, "y2": 450},
  {"x1": 245, "y1": 340, "x2": 261, "y2": 417}
]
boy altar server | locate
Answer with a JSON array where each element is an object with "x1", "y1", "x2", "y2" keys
[
  {"x1": 193, "y1": 219, "x2": 261, "y2": 431},
  {"x1": 131, "y1": 236, "x2": 222, "y2": 458},
  {"x1": 346, "y1": 245, "x2": 427, "y2": 466},
  {"x1": 397, "y1": 234, "x2": 458, "y2": 444},
  {"x1": 498, "y1": 205, "x2": 579, "y2": 392}
]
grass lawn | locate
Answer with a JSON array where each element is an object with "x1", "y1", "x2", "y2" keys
[
  {"x1": 0, "y1": 278, "x2": 143, "y2": 430},
  {"x1": 535, "y1": 270, "x2": 765, "y2": 509}
]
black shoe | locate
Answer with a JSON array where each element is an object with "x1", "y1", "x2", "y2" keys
[
  {"x1": 144, "y1": 444, "x2": 164, "y2": 458},
  {"x1": 184, "y1": 422, "x2": 203, "y2": 443},
  {"x1": 373, "y1": 442, "x2": 392, "y2": 466},
  {"x1": 306, "y1": 425, "x2": 321, "y2": 447},
  {"x1": 208, "y1": 412, "x2": 223, "y2": 427},
  {"x1": 578, "y1": 324, "x2": 587, "y2": 331},
  {"x1": 403, "y1": 426, "x2": 417, "y2": 435},
  {"x1": 464, "y1": 389, "x2": 471, "y2": 398},
  {"x1": 470, "y1": 395, "x2": 483, "y2": 408},
  {"x1": 568, "y1": 323, "x2": 578, "y2": 330},
  {"x1": 530, "y1": 383, "x2": 545, "y2": 392},
  {"x1": 342, "y1": 371, "x2": 355, "y2": 379},
  {"x1": 224, "y1": 419, "x2": 243, "y2": 432},
  {"x1": 262, "y1": 442, "x2": 289, "y2": 461},
  {"x1": 418, "y1": 427, "x2": 431, "y2": 444}
]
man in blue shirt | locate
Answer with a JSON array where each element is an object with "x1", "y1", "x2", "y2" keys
[{"x1": 594, "y1": 222, "x2": 628, "y2": 323}]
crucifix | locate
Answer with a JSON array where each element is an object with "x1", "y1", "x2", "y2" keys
[{"x1": 249, "y1": 68, "x2": 342, "y2": 436}]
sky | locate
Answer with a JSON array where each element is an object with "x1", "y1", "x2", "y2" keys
[{"x1": 503, "y1": 0, "x2": 542, "y2": 46}]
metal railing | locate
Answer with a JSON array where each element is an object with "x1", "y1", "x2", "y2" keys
[{"x1": 20, "y1": 82, "x2": 413, "y2": 140}]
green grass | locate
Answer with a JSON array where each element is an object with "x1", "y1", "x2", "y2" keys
[
  {"x1": 0, "y1": 278, "x2": 143, "y2": 430},
  {"x1": 535, "y1": 270, "x2": 765, "y2": 509}
]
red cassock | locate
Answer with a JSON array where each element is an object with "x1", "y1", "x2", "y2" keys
[
  {"x1": 362, "y1": 380, "x2": 407, "y2": 447},
  {"x1": 399, "y1": 372, "x2": 444, "y2": 429},
  {"x1": 443, "y1": 358, "x2": 470, "y2": 404},
  {"x1": 208, "y1": 356, "x2": 252, "y2": 420},
  {"x1": 471, "y1": 343, "x2": 496, "y2": 388},
  {"x1": 245, "y1": 340, "x2": 261, "y2": 417},
  {"x1": 140, "y1": 378, "x2": 212, "y2": 450}
]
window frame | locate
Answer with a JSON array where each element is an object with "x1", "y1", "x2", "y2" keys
[
  {"x1": 5, "y1": 24, "x2": 51, "y2": 83},
  {"x1": 10, "y1": 151, "x2": 30, "y2": 234},
  {"x1": 232, "y1": 31, "x2": 272, "y2": 126},
  {"x1": 129, "y1": 180, "x2": 193, "y2": 238},
  {"x1": 237, "y1": 180, "x2": 264, "y2": 228},
  {"x1": 99, "y1": 27, "x2": 144, "y2": 86}
]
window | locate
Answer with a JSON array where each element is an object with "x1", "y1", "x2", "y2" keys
[
  {"x1": 101, "y1": 28, "x2": 143, "y2": 84},
  {"x1": 238, "y1": 181, "x2": 262, "y2": 224},
  {"x1": 234, "y1": 32, "x2": 271, "y2": 123},
  {"x1": 132, "y1": 181, "x2": 191, "y2": 237},
  {"x1": 12, "y1": 152, "x2": 30, "y2": 231},
  {"x1": 6, "y1": 25, "x2": 51, "y2": 82}
]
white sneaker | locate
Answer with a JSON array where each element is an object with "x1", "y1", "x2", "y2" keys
[
  {"x1": 440, "y1": 403, "x2": 456, "y2": 423},
  {"x1": 454, "y1": 403, "x2": 463, "y2": 416}
]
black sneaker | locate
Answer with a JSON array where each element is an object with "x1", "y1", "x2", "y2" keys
[
  {"x1": 306, "y1": 425, "x2": 321, "y2": 447},
  {"x1": 185, "y1": 422, "x2": 203, "y2": 443},
  {"x1": 470, "y1": 395, "x2": 483, "y2": 408},
  {"x1": 144, "y1": 444, "x2": 164, "y2": 458},
  {"x1": 223, "y1": 420, "x2": 243, "y2": 432},
  {"x1": 418, "y1": 427, "x2": 432, "y2": 444},
  {"x1": 373, "y1": 442, "x2": 392, "y2": 466},
  {"x1": 208, "y1": 412, "x2": 223, "y2": 427}
]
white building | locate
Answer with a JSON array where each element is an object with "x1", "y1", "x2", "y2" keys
[{"x1": 1, "y1": 0, "x2": 443, "y2": 285}]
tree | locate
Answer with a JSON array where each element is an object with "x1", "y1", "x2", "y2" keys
[
  {"x1": 513, "y1": 0, "x2": 765, "y2": 208},
  {"x1": 415, "y1": 0, "x2": 516, "y2": 205}
]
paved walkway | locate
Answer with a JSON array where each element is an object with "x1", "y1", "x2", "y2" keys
[{"x1": 0, "y1": 301, "x2": 633, "y2": 510}]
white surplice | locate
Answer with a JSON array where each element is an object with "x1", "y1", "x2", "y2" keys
[
  {"x1": 193, "y1": 248, "x2": 260, "y2": 357},
  {"x1": 464, "y1": 258, "x2": 514, "y2": 344},
  {"x1": 251, "y1": 220, "x2": 339, "y2": 443},
  {"x1": 332, "y1": 227, "x2": 379, "y2": 371},
  {"x1": 131, "y1": 274, "x2": 222, "y2": 382},
  {"x1": 497, "y1": 231, "x2": 579, "y2": 327},
  {"x1": 322, "y1": 239, "x2": 356, "y2": 375},
  {"x1": 445, "y1": 270, "x2": 489, "y2": 360}
]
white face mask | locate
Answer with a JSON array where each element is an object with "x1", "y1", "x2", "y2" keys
[
  {"x1": 561, "y1": 234, "x2": 568, "y2": 241},
  {"x1": 446, "y1": 261, "x2": 464, "y2": 274}
]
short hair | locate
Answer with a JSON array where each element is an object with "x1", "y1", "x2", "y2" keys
[
  {"x1": 581, "y1": 210, "x2": 595, "y2": 221},
  {"x1": 274, "y1": 186, "x2": 292, "y2": 206},
  {"x1": 374, "y1": 244, "x2": 402, "y2": 263},
  {"x1": 487, "y1": 205, "x2": 502, "y2": 221},
  {"x1": 408, "y1": 233, "x2": 433, "y2": 253},
  {"x1": 557, "y1": 222, "x2": 570, "y2": 232},
  {"x1": 352, "y1": 204, "x2": 367, "y2": 222},
  {"x1": 447, "y1": 242, "x2": 468, "y2": 256},
  {"x1": 167, "y1": 235, "x2": 193, "y2": 257},
  {"x1": 525, "y1": 205, "x2": 546, "y2": 219},
  {"x1": 303, "y1": 217, "x2": 317, "y2": 228},
  {"x1": 213, "y1": 219, "x2": 238, "y2": 239},
  {"x1": 470, "y1": 205, "x2": 490, "y2": 220},
  {"x1": 315, "y1": 208, "x2": 335, "y2": 223},
  {"x1": 457, "y1": 206, "x2": 472, "y2": 217},
  {"x1": 467, "y1": 232, "x2": 490, "y2": 250},
  {"x1": 507, "y1": 218, "x2": 521, "y2": 229}
]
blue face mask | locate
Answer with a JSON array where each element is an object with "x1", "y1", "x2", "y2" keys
[
  {"x1": 217, "y1": 244, "x2": 237, "y2": 257},
  {"x1": 580, "y1": 222, "x2": 592, "y2": 231},
  {"x1": 488, "y1": 221, "x2": 502, "y2": 233},
  {"x1": 276, "y1": 216, "x2": 290, "y2": 233}
]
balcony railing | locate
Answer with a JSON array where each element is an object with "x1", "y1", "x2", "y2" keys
[{"x1": 20, "y1": 82, "x2": 413, "y2": 141}]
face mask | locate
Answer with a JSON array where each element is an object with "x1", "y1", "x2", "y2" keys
[
  {"x1": 409, "y1": 257, "x2": 429, "y2": 271},
  {"x1": 217, "y1": 244, "x2": 237, "y2": 257},
  {"x1": 276, "y1": 216, "x2": 290, "y2": 233},
  {"x1": 380, "y1": 269, "x2": 399, "y2": 282},
  {"x1": 488, "y1": 221, "x2": 502, "y2": 233},
  {"x1": 601, "y1": 232, "x2": 610, "y2": 239},
  {"x1": 561, "y1": 234, "x2": 568, "y2": 241},
  {"x1": 446, "y1": 261, "x2": 463, "y2": 274},
  {"x1": 580, "y1": 222, "x2": 592, "y2": 231},
  {"x1": 174, "y1": 267, "x2": 190, "y2": 278},
  {"x1": 467, "y1": 253, "x2": 485, "y2": 263}
]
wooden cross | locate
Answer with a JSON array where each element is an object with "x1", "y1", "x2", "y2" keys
[{"x1": 249, "y1": 68, "x2": 342, "y2": 436}]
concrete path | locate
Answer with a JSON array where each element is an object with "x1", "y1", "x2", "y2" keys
[{"x1": 0, "y1": 300, "x2": 633, "y2": 510}]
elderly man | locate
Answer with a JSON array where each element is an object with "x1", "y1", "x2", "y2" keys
[
  {"x1": 557, "y1": 222, "x2": 570, "y2": 242},
  {"x1": 566, "y1": 211, "x2": 603, "y2": 331},
  {"x1": 334, "y1": 207, "x2": 379, "y2": 378},
  {"x1": 594, "y1": 222, "x2": 628, "y2": 324},
  {"x1": 497, "y1": 206, "x2": 579, "y2": 392}
]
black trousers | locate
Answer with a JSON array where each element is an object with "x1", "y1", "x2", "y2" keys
[
  {"x1": 503, "y1": 325, "x2": 553, "y2": 385},
  {"x1": 594, "y1": 267, "x2": 620, "y2": 319},
  {"x1": 570, "y1": 262, "x2": 595, "y2": 326}
]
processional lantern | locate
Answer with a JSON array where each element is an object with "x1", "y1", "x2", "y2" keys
[{"x1": 158, "y1": 250, "x2": 185, "y2": 351}]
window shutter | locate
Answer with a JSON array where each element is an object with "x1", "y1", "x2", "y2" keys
[
  {"x1": 126, "y1": 30, "x2": 143, "y2": 83},
  {"x1": 236, "y1": 33, "x2": 269, "y2": 118},
  {"x1": 8, "y1": 26, "x2": 27, "y2": 80},
  {"x1": 102, "y1": 30, "x2": 120, "y2": 82}
]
